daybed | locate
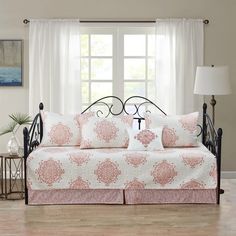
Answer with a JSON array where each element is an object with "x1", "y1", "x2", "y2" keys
[{"x1": 23, "y1": 96, "x2": 224, "y2": 205}]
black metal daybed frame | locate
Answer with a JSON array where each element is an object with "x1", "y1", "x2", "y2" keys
[{"x1": 23, "y1": 96, "x2": 224, "y2": 205}]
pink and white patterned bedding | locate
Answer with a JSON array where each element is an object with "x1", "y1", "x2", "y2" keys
[{"x1": 27, "y1": 143, "x2": 217, "y2": 191}]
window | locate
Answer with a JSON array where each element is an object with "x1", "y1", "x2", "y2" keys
[{"x1": 80, "y1": 24, "x2": 155, "y2": 110}]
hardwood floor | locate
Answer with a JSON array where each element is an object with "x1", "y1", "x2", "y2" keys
[{"x1": 0, "y1": 179, "x2": 236, "y2": 236}]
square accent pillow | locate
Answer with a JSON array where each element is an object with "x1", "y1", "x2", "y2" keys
[
  {"x1": 145, "y1": 112, "x2": 199, "y2": 147},
  {"x1": 79, "y1": 115, "x2": 133, "y2": 148},
  {"x1": 127, "y1": 127, "x2": 164, "y2": 151},
  {"x1": 40, "y1": 111, "x2": 94, "y2": 146}
]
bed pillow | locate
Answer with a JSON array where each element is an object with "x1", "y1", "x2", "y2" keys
[
  {"x1": 79, "y1": 115, "x2": 133, "y2": 149},
  {"x1": 127, "y1": 127, "x2": 164, "y2": 151},
  {"x1": 145, "y1": 112, "x2": 199, "y2": 147},
  {"x1": 40, "y1": 111, "x2": 94, "y2": 146}
]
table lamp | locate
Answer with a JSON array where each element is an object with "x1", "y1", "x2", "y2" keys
[{"x1": 194, "y1": 65, "x2": 231, "y2": 125}]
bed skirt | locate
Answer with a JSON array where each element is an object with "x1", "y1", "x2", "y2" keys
[{"x1": 28, "y1": 189, "x2": 217, "y2": 205}]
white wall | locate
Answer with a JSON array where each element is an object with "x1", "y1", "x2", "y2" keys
[{"x1": 0, "y1": 0, "x2": 235, "y2": 171}]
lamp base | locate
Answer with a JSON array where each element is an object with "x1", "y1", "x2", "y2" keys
[{"x1": 210, "y1": 95, "x2": 216, "y2": 126}]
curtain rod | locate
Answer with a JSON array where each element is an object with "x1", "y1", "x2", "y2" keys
[{"x1": 23, "y1": 19, "x2": 209, "y2": 25}]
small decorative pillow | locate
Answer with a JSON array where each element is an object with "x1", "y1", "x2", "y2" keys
[
  {"x1": 79, "y1": 115, "x2": 133, "y2": 148},
  {"x1": 145, "y1": 112, "x2": 199, "y2": 147},
  {"x1": 127, "y1": 127, "x2": 164, "y2": 151},
  {"x1": 40, "y1": 111, "x2": 94, "y2": 146}
]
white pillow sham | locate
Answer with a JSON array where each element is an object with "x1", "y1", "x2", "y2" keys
[
  {"x1": 145, "y1": 112, "x2": 199, "y2": 147},
  {"x1": 40, "y1": 111, "x2": 94, "y2": 146},
  {"x1": 79, "y1": 115, "x2": 133, "y2": 149}
]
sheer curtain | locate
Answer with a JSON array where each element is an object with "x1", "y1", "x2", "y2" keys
[
  {"x1": 29, "y1": 19, "x2": 81, "y2": 115},
  {"x1": 155, "y1": 19, "x2": 204, "y2": 115}
]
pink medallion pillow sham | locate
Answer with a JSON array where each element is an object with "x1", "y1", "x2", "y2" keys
[
  {"x1": 127, "y1": 127, "x2": 164, "y2": 151},
  {"x1": 145, "y1": 112, "x2": 199, "y2": 147},
  {"x1": 40, "y1": 111, "x2": 94, "y2": 146},
  {"x1": 79, "y1": 115, "x2": 133, "y2": 149}
]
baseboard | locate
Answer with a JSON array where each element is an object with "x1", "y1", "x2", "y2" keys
[{"x1": 222, "y1": 171, "x2": 236, "y2": 179}]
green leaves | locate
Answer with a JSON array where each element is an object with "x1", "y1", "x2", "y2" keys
[
  {"x1": 0, "y1": 113, "x2": 31, "y2": 136},
  {"x1": 9, "y1": 113, "x2": 31, "y2": 125},
  {"x1": 0, "y1": 121, "x2": 17, "y2": 135}
]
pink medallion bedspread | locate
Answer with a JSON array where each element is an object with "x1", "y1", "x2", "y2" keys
[{"x1": 27, "y1": 143, "x2": 217, "y2": 191}]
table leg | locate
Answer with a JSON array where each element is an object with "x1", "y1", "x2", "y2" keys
[
  {"x1": 21, "y1": 158, "x2": 24, "y2": 199},
  {"x1": 9, "y1": 158, "x2": 12, "y2": 194},
  {"x1": 4, "y1": 158, "x2": 7, "y2": 199}
]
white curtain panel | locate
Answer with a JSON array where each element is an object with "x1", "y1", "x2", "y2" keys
[
  {"x1": 155, "y1": 19, "x2": 204, "y2": 115},
  {"x1": 29, "y1": 19, "x2": 81, "y2": 115}
]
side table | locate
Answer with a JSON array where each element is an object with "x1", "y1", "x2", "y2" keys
[{"x1": 0, "y1": 153, "x2": 24, "y2": 200}]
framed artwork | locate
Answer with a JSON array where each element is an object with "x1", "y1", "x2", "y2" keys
[{"x1": 0, "y1": 40, "x2": 23, "y2": 86}]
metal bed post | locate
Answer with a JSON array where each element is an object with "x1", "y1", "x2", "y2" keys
[
  {"x1": 202, "y1": 102, "x2": 224, "y2": 204},
  {"x1": 217, "y1": 128, "x2": 223, "y2": 204},
  {"x1": 202, "y1": 103, "x2": 207, "y2": 146},
  {"x1": 39, "y1": 102, "x2": 44, "y2": 142},
  {"x1": 23, "y1": 103, "x2": 44, "y2": 205},
  {"x1": 23, "y1": 127, "x2": 29, "y2": 205}
]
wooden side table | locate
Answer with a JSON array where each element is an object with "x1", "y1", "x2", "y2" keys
[{"x1": 0, "y1": 153, "x2": 24, "y2": 200}]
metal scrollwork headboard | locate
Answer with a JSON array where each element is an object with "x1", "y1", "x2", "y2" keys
[{"x1": 81, "y1": 95, "x2": 167, "y2": 119}]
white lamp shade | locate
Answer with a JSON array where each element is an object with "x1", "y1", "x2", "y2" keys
[{"x1": 194, "y1": 66, "x2": 231, "y2": 95}]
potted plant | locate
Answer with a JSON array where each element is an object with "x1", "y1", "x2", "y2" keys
[{"x1": 0, "y1": 113, "x2": 31, "y2": 156}]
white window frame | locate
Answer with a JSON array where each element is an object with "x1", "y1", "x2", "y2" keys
[{"x1": 80, "y1": 23, "x2": 155, "y2": 108}]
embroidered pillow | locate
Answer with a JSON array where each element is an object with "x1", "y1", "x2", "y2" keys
[
  {"x1": 79, "y1": 115, "x2": 133, "y2": 149},
  {"x1": 127, "y1": 127, "x2": 164, "y2": 151},
  {"x1": 40, "y1": 111, "x2": 94, "y2": 146},
  {"x1": 145, "y1": 112, "x2": 199, "y2": 147}
]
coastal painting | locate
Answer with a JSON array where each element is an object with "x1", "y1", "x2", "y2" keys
[{"x1": 0, "y1": 40, "x2": 22, "y2": 86}]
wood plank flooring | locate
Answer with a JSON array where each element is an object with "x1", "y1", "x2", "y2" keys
[{"x1": 0, "y1": 179, "x2": 236, "y2": 236}]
